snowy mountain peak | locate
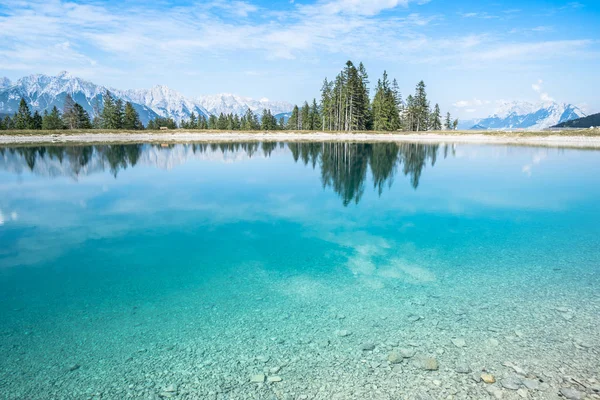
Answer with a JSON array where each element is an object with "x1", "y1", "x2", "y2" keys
[
  {"x1": 0, "y1": 72, "x2": 294, "y2": 124},
  {"x1": 460, "y1": 101, "x2": 586, "y2": 130},
  {"x1": 196, "y1": 93, "x2": 293, "y2": 117},
  {"x1": 0, "y1": 77, "x2": 11, "y2": 89}
]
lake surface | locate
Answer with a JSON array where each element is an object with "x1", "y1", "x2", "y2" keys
[{"x1": 0, "y1": 142, "x2": 599, "y2": 400}]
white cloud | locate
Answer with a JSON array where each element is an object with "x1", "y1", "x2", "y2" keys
[
  {"x1": 453, "y1": 98, "x2": 490, "y2": 108},
  {"x1": 531, "y1": 79, "x2": 554, "y2": 102},
  {"x1": 300, "y1": 0, "x2": 422, "y2": 17},
  {"x1": 0, "y1": 0, "x2": 597, "y2": 85}
]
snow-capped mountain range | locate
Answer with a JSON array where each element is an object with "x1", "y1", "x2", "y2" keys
[
  {"x1": 197, "y1": 93, "x2": 293, "y2": 117},
  {"x1": 458, "y1": 101, "x2": 586, "y2": 130},
  {"x1": 0, "y1": 72, "x2": 294, "y2": 124}
]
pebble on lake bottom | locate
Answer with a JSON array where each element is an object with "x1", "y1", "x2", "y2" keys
[
  {"x1": 481, "y1": 373, "x2": 496, "y2": 384},
  {"x1": 250, "y1": 374, "x2": 265, "y2": 383}
]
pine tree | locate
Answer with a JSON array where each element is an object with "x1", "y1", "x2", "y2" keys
[
  {"x1": 320, "y1": 78, "x2": 334, "y2": 131},
  {"x1": 4, "y1": 115, "x2": 14, "y2": 130},
  {"x1": 217, "y1": 113, "x2": 227, "y2": 130},
  {"x1": 92, "y1": 97, "x2": 103, "y2": 128},
  {"x1": 73, "y1": 104, "x2": 92, "y2": 128},
  {"x1": 198, "y1": 115, "x2": 208, "y2": 129},
  {"x1": 189, "y1": 112, "x2": 197, "y2": 129},
  {"x1": 114, "y1": 99, "x2": 124, "y2": 129},
  {"x1": 252, "y1": 113, "x2": 260, "y2": 130},
  {"x1": 30, "y1": 110, "x2": 43, "y2": 130},
  {"x1": 444, "y1": 112, "x2": 452, "y2": 130},
  {"x1": 278, "y1": 116, "x2": 285, "y2": 130},
  {"x1": 300, "y1": 102, "x2": 310, "y2": 130},
  {"x1": 261, "y1": 109, "x2": 274, "y2": 130},
  {"x1": 405, "y1": 95, "x2": 415, "y2": 131},
  {"x1": 123, "y1": 102, "x2": 142, "y2": 130},
  {"x1": 101, "y1": 91, "x2": 117, "y2": 129},
  {"x1": 391, "y1": 79, "x2": 402, "y2": 130},
  {"x1": 62, "y1": 94, "x2": 78, "y2": 129},
  {"x1": 413, "y1": 81, "x2": 429, "y2": 131},
  {"x1": 287, "y1": 105, "x2": 299, "y2": 130},
  {"x1": 430, "y1": 104, "x2": 442, "y2": 131},
  {"x1": 356, "y1": 62, "x2": 371, "y2": 131},
  {"x1": 371, "y1": 71, "x2": 399, "y2": 131},
  {"x1": 309, "y1": 99, "x2": 321, "y2": 130},
  {"x1": 452, "y1": 118, "x2": 459, "y2": 130},
  {"x1": 42, "y1": 106, "x2": 63, "y2": 130},
  {"x1": 15, "y1": 98, "x2": 31, "y2": 129},
  {"x1": 208, "y1": 115, "x2": 218, "y2": 129}
]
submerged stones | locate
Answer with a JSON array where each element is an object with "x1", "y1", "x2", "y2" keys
[
  {"x1": 250, "y1": 374, "x2": 266, "y2": 383},
  {"x1": 267, "y1": 376, "x2": 282, "y2": 383},
  {"x1": 413, "y1": 356, "x2": 439, "y2": 371},
  {"x1": 159, "y1": 384, "x2": 177, "y2": 398},
  {"x1": 407, "y1": 314, "x2": 422, "y2": 323},
  {"x1": 451, "y1": 338, "x2": 466, "y2": 348},
  {"x1": 388, "y1": 347, "x2": 416, "y2": 364},
  {"x1": 560, "y1": 388, "x2": 585, "y2": 400},
  {"x1": 455, "y1": 363, "x2": 472, "y2": 374},
  {"x1": 399, "y1": 348, "x2": 415, "y2": 358},
  {"x1": 501, "y1": 375, "x2": 523, "y2": 390},
  {"x1": 269, "y1": 366, "x2": 281, "y2": 374},
  {"x1": 522, "y1": 378, "x2": 540, "y2": 390},
  {"x1": 481, "y1": 373, "x2": 496, "y2": 384},
  {"x1": 388, "y1": 351, "x2": 402, "y2": 364},
  {"x1": 361, "y1": 342, "x2": 376, "y2": 351},
  {"x1": 68, "y1": 364, "x2": 81, "y2": 372}
]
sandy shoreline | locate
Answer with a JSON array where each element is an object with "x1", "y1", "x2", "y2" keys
[{"x1": 1, "y1": 131, "x2": 600, "y2": 148}]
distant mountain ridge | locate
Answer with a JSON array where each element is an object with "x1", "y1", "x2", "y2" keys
[
  {"x1": 457, "y1": 101, "x2": 586, "y2": 130},
  {"x1": 0, "y1": 72, "x2": 294, "y2": 124},
  {"x1": 553, "y1": 112, "x2": 600, "y2": 128}
]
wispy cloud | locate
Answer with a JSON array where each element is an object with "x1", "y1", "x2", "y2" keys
[
  {"x1": 531, "y1": 79, "x2": 554, "y2": 102},
  {"x1": 0, "y1": 0, "x2": 598, "y2": 112},
  {"x1": 458, "y1": 11, "x2": 498, "y2": 19}
]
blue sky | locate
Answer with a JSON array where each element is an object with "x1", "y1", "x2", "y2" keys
[{"x1": 0, "y1": 0, "x2": 598, "y2": 118}]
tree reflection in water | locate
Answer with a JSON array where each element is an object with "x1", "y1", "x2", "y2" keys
[{"x1": 0, "y1": 141, "x2": 449, "y2": 205}]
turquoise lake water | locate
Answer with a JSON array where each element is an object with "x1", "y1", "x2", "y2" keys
[{"x1": 0, "y1": 142, "x2": 599, "y2": 400}]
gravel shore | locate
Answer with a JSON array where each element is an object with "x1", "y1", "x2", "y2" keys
[{"x1": 1, "y1": 131, "x2": 600, "y2": 148}]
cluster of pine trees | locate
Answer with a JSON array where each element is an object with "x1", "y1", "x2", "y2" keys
[
  {"x1": 0, "y1": 91, "x2": 144, "y2": 131},
  {"x1": 95, "y1": 91, "x2": 144, "y2": 130},
  {"x1": 0, "y1": 98, "x2": 90, "y2": 130},
  {"x1": 310, "y1": 61, "x2": 458, "y2": 132}
]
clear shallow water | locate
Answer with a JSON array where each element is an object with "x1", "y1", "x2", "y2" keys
[{"x1": 0, "y1": 142, "x2": 599, "y2": 400}]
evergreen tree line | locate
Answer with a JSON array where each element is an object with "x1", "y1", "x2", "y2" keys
[
  {"x1": 0, "y1": 91, "x2": 143, "y2": 131},
  {"x1": 175, "y1": 108, "x2": 284, "y2": 131},
  {"x1": 309, "y1": 60, "x2": 459, "y2": 132}
]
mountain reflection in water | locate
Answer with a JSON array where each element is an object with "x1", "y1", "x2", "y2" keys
[{"x1": 0, "y1": 142, "x2": 451, "y2": 205}]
